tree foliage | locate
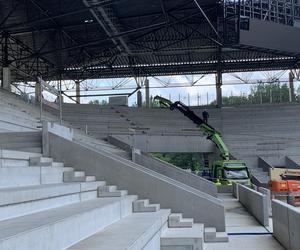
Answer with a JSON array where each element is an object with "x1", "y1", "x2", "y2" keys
[
  {"x1": 248, "y1": 82, "x2": 290, "y2": 103},
  {"x1": 152, "y1": 153, "x2": 202, "y2": 172},
  {"x1": 210, "y1": 82, "x2": 293, "y2": 105}
]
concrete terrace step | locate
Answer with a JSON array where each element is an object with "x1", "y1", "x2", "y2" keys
[
  {"x1": 0, "y1": 149, "x2": 42, "y2": 167},
  {"x1": 0, "y1": 181, "x2": 104, "y2": 221},
  {"x1": 63, "y1": 171, "x2": 86, "y2": 182},
  {"x1": 0, "y1": 149, "x2": 41, "y2": 160},
  {"x1": 0, "y1": 181, "x2": 106, "y2": 206},
  {"x1": 68, "y1": 209, "x2": 170, "y2": 250},
  {"x1": 204, "y1": 227, "x2": 229, "y2": 242},
  {"x1": 0, "y1": 195, "x2": 137, "y2": 250},
  {"x1": 168, "y1": 213, "x2": 194, "y2": 228},
  {"x1": 133, "y1": 199, "x2": 160, "y2": 212},
  {"x1": 29, "y1": 156, "x2": 53, "y2": 166},
  {"x1": 85, "y1": 176, "x2": 96, "y2": 182},
  {"x1": 161, "y1": 223, "x2": 204, "y2": 250},
  {"x1": 51, "y1": 162, "x2": 64, "y2": 167},
  {"x1": 0, "y1": 166, "x2": 74, "y2": 188},
  {"x1": 98, "y1": 185, "x2": 128, "y2": 197}
]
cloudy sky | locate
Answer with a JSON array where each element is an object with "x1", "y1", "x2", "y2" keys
[
  {"x1": 74, "y1": 70, "x2": 298, "y2": 106},
  {"x1": 15, "y1": 70, "x2": 299, "y2": 106}
]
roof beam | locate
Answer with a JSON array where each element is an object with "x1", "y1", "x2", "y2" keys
[
  {"x1": 2, "y1": 0, "x2": 125, "y2": 30},
  {"x1": 193, "y1": 0, "x2": 222, "y2": 44},
  {"x1": 83, "y1": 0, "x2": 131, "y2": 55}
]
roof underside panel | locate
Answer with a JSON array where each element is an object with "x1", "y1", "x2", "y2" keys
[{"x1": 0, "y1": 0, "x2": 299, "y2": 81}]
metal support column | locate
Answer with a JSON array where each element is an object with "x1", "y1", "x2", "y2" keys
[
  {"x1": 2, "y1": 67, "x2": 11, "y2": 91},
  {"x1": 216, "y1": 46, "x2": 222, "y2": 107},
  {"x1": 75, "y1": 80, "x2": 81, "y2": 104},
  {"x1": 2, "y1": 33, "x2": 11, "y2": 91},
  {"x1": 35, "y1": 80, "x2": 42, "y2": 103},
  {"x1": 58, "y1": 77, "x2": 63, "y2": 124},
  {"x1": 145, "y1": 79, "x2": 150, "y2": 108},
  {"x1": 289, "y1": 72, "x2": 295, "y2": 102},
  {"x1": 137, "y1": 90, "x2": 142, "y2": 107},
  {"x1": 216, "y1": 70, "x2": 222, "y2": 107}
]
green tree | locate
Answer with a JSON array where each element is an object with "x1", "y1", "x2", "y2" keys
[
  {"x1": 152, "y1": 153, "x2": 202, "y2": 172},
  {"x1": 210, "y1": 82, "x2": 291, "y2": 106},
  {"x1": 248, "y1": 82, "x2": 289, "y2": 104}
]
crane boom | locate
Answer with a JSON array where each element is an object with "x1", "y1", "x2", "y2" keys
[{"x1": 154, "y1": 96, "x2": 230, "y2": 160}]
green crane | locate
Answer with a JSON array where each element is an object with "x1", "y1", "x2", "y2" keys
[{"x1": 154, "y1": 96, "x2": 251, "y2": 186}]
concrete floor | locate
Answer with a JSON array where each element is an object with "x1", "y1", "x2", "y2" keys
[{"x1": 206, "y1": 194, "x2": 284, "y2": 250}]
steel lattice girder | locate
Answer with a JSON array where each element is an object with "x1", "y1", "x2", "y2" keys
[{"x1": 0, "y1": 0, "x2": 300, "y2": 82}]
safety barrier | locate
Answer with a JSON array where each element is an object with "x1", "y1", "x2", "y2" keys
[
  {"x1": 238, "y1": 184, "x2": 269, "y2": 226},
  {"x1": 272, "y1": 199, "x2": 300, "y2": 250}
]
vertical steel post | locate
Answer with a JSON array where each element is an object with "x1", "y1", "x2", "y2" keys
[
  {"x1": 59, "y1": 78, "x2": 63, "y2": 124},
  {"x1": 75, "y1": 80, "x2": 81, "y2": 104},
  {"x1": 289, "y1": 72, "x2": 295, "y2": 102},
  {"x1": 145, "y1": 79, "x2": 150, "y2": 108}
]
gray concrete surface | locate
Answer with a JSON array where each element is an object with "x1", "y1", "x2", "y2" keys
[
  {"x1": 0, "y1": 132, "x2": 42, "y2": 153},
  {"x1": 232, "y1": 182, "x2": 239, "y2": 199},
  {"x1": 48, "y1": 133, "x2": 226, "y2": 231},
  {"x1": 205, "y1": 194, "x2": 283, "y2": 250},
  {"x1": 238, "y1": 185, "x2": 269, "y2": 227},
  {"x1": 134, "y1": 152, "x2": 217, "y2": 197},
  {"x1": 286, "y1": 155, "x2": 300, "y2": 169},
  {"x1": 0, "y1": 196, "x2": 137, "y2": 250},
  {"x1": 111, "y1": 134, "x2": 214, "y2": 153},
  {"x1": 258, "y1": 187, "x2": 272, "y2": 216},
  {"x1": 272, "y1": 199, "x2": 300, "y2": 250},
  {"x1": 161, "y1": 223, "x2": 204, "y2": 250},
  {"x1": 68, "y1": 209, "x2": 170, "y2": 250}
]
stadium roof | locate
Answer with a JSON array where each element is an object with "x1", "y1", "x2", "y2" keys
[{"x1": 1, "y1": 0, "x2": 300, "y2": 81}]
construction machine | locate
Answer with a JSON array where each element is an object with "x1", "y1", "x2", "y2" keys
[{"x1": 154, "y1": 96, "x2": 251, "y2": 186}]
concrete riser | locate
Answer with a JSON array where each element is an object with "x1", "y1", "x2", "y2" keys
[
  {"x1": 0, "y1": 190, "x2": 99, "y2": 221},
  {"x1": 0, "y1": 167, "x2": 73, "y2": 188},
  {"x1": 0, "y1": 198, "x2": 135, "y2": 250}
]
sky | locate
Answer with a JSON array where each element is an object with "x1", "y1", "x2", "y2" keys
[{"x1": 74, "y1": 70, "x2": 299, "y2": 106}]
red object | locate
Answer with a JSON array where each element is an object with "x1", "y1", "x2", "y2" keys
[
  {"x1": 286, "y1": 180, "x2": 300, "y2": 191},
  {"x1": 269, "y1": 180, "x2": 288, "y2": 192},
  {"x1": 294, "y1": 197, "x2": 300, "y2": 202}
]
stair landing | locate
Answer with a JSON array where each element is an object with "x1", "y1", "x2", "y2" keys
[{"x1": 206, "y1": 193, "x2": 283, "y2": 250}]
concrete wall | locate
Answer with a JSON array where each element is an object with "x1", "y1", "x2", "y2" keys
[
  {"x1": 286, "y1": 156, "x2": 300, "y2": 169},
  {"x1": 238, "y1": 184, "x2": 269, "y2": 226},
  {"x1": 232, "y1": 182, "x2": 239, "y2": 199},
  {"x1": 48, "y1": 133, "x2": 226, "y2": 231},
  {"x1": 258, "y1": 187, "x2": 272, "y2": 216},
  {"x1": 272, "y1": 199, "x2": 300, "y2": 250},
  {"x1": 112, "y1": 135, "x2": 214, "y2": 153},
  {"x1": 134, "y1": 152, "x2": 217, "y2": 197}
]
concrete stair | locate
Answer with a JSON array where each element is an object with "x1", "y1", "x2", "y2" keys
[
  {"x1": 0, "y1": 181, "x2": 106, "y2": 221},
  {"x1": 67, "y1": 209, "x2": 170, "y2": 250},
  {"x1": 204, "y1": 227, "x2": 229, "y2": 242},
  {"x1": 29, "y1": 156, "x2": 53, "y2": 166},
  {"x1": 63, "y1": 171, "x2": 87, "y2": 182},
  {"x1": 0, "y1": 196, "x2": 137, "y2": 250},
  {"x1": 161, "y1": 223, "x2": 204, "y2": 249},
  {"x1": 168, "y1": 213, "x2": 194, "y2": 228},
  {"x1": 0, "y1": 149, "x2": 41, "y2": 167},
  {"x1": 98, "y1": 185, "x2": 128, "y2": 197},
  {"x1": 0, "y1": 90, "x2": 220, "y2": 249},
  {"x1": 0, "y1": 166, "x2": 74, "y2": 188},
  {"x1": 133, "y1": 199, "x2": 160, "y2": 212}
]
